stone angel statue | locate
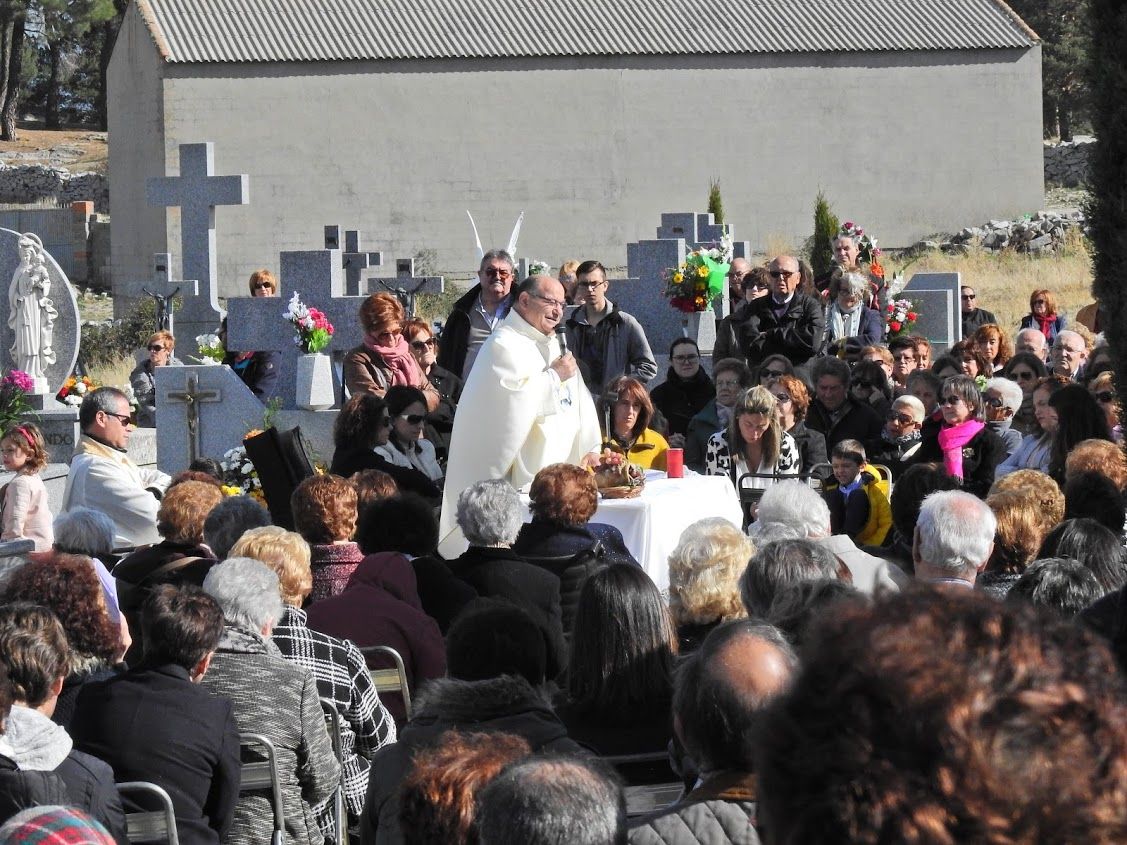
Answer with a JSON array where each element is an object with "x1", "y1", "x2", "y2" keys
[{"x1": 8, "y1": 232, "x2": 57, "y2": 392}]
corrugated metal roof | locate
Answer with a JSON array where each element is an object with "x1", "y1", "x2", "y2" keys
[{"x1": 140, "y1": 0, "x2": 1037, "y2": 64}]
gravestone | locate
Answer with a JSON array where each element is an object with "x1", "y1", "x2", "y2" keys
[
  {"x1": 902, "y1": 272, "x2": 961, "y2": 353},
  {"x1": 0, "y1": 227, "x2": 80, "y2": 462},
  {"x1": 325, "y1": 226, "x2": 383, "y2": 297},
  {"x1": 146, "y1": 142, "x2": 249, "y2": 354},
  {"x1": 119, "y1": 253, "x2": 200, "y2": 336},
  {"x1": 619, "y1": 212, "x2": 751, "y2": 355}
]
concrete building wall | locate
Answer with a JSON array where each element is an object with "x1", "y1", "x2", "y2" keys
[{"x1": 109, "y1": 46, "x2": 1042, "y2": 299}]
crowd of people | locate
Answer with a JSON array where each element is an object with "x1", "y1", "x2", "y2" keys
[{"x1": 1, "y1": 233, "x2": 1127, "y2": 844}]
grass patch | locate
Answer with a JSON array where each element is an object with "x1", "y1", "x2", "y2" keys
[{"x1": 85, "y1": 355, "x2": 136, "y2": 391}]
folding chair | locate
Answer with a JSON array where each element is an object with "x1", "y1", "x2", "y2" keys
[
  {"x1": 601, "y1": 749, "x2": 679, "y2": 788},
  {"x1": 116, "y1": 781, "x2": 180, "y2": 845},
  {"x1": 320, "y1": 700, "x2": 348, "y2": 845},
  {"x1": 622, "y1": 781, "x2": 686, "y2": 819},
  {"x1": 360, "y1": 645, "x2": 413, "y2": 720},
  {"x1": 240, "y1": 733, "x2": 286, "y2": 845}
]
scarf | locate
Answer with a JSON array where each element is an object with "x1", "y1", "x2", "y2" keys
[
  {"x1": 363, "y1": 335, "x2": 423, "y2": 388},
  {"x1": 829, "y1": 302, "x2": 862, "y2": 342},
  {"x1": 938, "y1": 418, "x2": 985, "y2": 479},
  {"x1": 1034, "y1": 312, "x2": 1056, "y2": 339}
]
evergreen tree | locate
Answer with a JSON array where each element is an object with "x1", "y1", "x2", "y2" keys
[
  {"x1": 811, "y1": 191, "x2": 839, "y2": 282},
  {"x1": 707, "y1": 179, "x2": 724, "y2": 225},
  {"x1": 1009, "y1": 0, "x2": 1091, "y2": 139}
]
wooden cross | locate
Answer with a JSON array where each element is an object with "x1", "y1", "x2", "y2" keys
[
  {"x1": 165, "y1": 372, "x2": 221, "y2": 464},
  {"x1": 367, "y1": 258, "x2": 444, "y2": 320},
  {"x1": 325, "y1": 226, "x2": 383, "y2": 296}
]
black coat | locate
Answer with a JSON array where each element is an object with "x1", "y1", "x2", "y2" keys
[
  {"x1": 224, "y1": 350, "x2": 281, "y2": 401},
  {"x1": 0, "y1": 753, "x2": 70, "y2": 826},
  {"x1": 422, "y1": 364, "x2": 462, "y2": 462},
  {"x1": 910, "y1": 425, "x2": 1006, "y2": 498},
  {"x1": 649, "y1": 369, "x2": 715, "y2": 436},
  {"x1": 737, "y1": 293, "x2": 825, "y2": 369},
  {"x1": 408, "y1": 555, "x2": 478, "y2": 634},
  {"x1": 448, "y1": 546, "x2": 567, "y2": 679},
  {"x1": 436, "y1": 284, "x2": 517, "y2": 379},
  {"x1": 805, "y1": 399, "x2": 885, "y2": 456},
  {"x1": 70, "y1": 663, "x2": 242, "y2": 845},
  {"x1": 788, "y1": 421, "x2": 829, "y2": 478},
  {"x1": 329, "y1": 445, "x2": 441, "y2": 502}
]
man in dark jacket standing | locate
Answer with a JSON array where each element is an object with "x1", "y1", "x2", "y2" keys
[
  {"x1": 437, "y1": 249, "x2": 518, "y2": 380},
  {"x1": 805, "y1": 357, "x2": 884, "y2": 455},
  {"x1": 70, "y1": 585, "x2": 241, "y2": 845},
  {"x1": 0, "y1": 605, "x2": 126, "y2": 842},
  {"x1": 738, "y1": 255, "x2": 824, "y2": 373}
]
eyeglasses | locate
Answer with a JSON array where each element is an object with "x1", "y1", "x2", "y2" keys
[
  {"x1": 961, "y1": 293, "x2": 976, "y2": 300},
  {"x1": 410, "y1": 338, "x2": 438, "y2": 351},
  {"x1": 148, "y1": 345, "x2": 165, "y2": 352},
  {"x1": 1011, "y1": 370, "x2": 1036, "y2": 381},
  {"x1": 483, "y1": 267, "x2": 513, "y2": 279},
  {"x1": 104, "y1": 411, "x2": 133, "y2": 425},
  {"x1": 940, "y1": 395, "x2": 965, "y2": 406},
  {"x1": 1096, "y1": 391, "x2": 1116, "y2": 403},
  {"x1": 772, "y1": 393, "x2": 792, "y2": 404},
  {"x1": 397, "y1": 413, "x2": 425, "y2": 425},
  {"x1": 575, "y1": 280, "x2": 606, "y2": 290},
  {"x1": 768, "y1": 270, "x2": 797, "y2": 280},
  {"x1": 532, "y1": 292, "x2": 566, "y2": 309},
  {"x1": 983, "y1": 395, "x2": 1005, "y2": 408},
  {"x1": 892, "y1": 354, "x2": 916, "y2": 363},
  {"x1": 889, "y1": 413, "x2": 916, "y2": 425},
  {"x1": 672, "y1": 354, "x2": 699, "y2": 363}
]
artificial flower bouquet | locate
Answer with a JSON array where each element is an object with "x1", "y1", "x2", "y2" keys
[
  {"x1": 285, "y1": 293, "x2": 334, "y2": 354},
  {"x1": 56, "y1": 375, "x2": 98, "y2": 407}
]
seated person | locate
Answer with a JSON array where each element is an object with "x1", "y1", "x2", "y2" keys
[
  {"x1": 62, "y1": 387, "x2": 171, "y2": 548},
  {"x1": 70, "y1": 585, "x2": 241, "y2": 845},
  {"x1": 685, "y1": 358, "x2": 754, "y2": 472},
  {"x1": 705, "y1": 386, "x2": 801, "y2": 488},
  {"x1": 667, "y1": 518, "x2": 751, "y2": 653},
  {"x1": 375, "y1": 386, "x2": 444, "y2": 483},
  {"x1": 648, "y1": 338, "x2": 713, "y2": 444},
  {"x1": 596, "y1": 376, "x2": 669, "y2": 471},
  {"x1": 869, "y1": 395, "x2": 926, "y2": 478},
  {"x1": 403, "y1": 318, "x2": 462, "y2": 464},
  {"x1": 821, "y1": 440, "x2": 891, "y2": 546},
  {"x1": 291, "y1": 474, "x2": 364, "y2": 603}
]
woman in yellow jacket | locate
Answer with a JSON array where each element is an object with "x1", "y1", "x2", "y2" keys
[{"x1": 597, "y1": 376, "x2": 669, "y2": 471}]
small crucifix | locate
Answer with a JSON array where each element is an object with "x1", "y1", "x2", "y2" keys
[
  {"x1": 121, "y1": 253, "x2": 199, "y2": 336},
  {"x1": 367, "y1": 258, "x2": 444, "y2": 319},
  {"x1": 166, "y1": 372, "x2": 221, "y2": 464}
]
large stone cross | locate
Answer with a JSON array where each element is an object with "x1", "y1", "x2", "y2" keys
[
  {"x1": 146, "y1": 142, "x2": 249, "y2": 353},
  {"x1": 325, "y1": 226, "x2": 383, "y2": 296},
  {"x1": 119, "y1": 253, "x2": 200, "y2": 336},
  {"x1": 366, "y1": 258, "x2": 444, "y2": 320}
]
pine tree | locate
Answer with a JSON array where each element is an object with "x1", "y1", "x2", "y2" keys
[
  {"x1": 707, "y1": 179, "x2": 724, "y2": 225},
  {"x1": 811, "y1": 191, "x2": 839, "y2": 281}
]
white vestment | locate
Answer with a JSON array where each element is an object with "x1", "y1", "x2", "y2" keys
[{"x1": 438, "y1": 308, "x2": 601, "y2": 557}]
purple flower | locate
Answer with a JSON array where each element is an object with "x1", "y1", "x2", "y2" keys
[{"x1": 3, "y1": 370, "x2": 33, "y2": 392}]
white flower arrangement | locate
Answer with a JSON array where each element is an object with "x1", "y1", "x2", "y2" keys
[
  {"x1": 220, "y1": 444, "x2": 264, "y2": 500},
  {"x1": 528, "y1": 260, "x2": 551, "y2": 277},
  {"x1": 194, "y1": 333, "x2": 225, "y2": 364},
  {"x1": 698, "y1": 231, "x2": 735, "y2": 265}
]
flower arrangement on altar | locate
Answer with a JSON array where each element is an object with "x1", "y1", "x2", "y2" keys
[
  {"x1": 884, "y1": 298, "x2": 919, "y2": 340},
  {"x1": 0, "y1": 370, "x2": 34, "y2": 431},
  {"x1": 663, "y1": 234, "x2": 733, "y2": 314},
  {"x1": 56, "y1": 375, "x2": 98, "y2": 407},
  {"x1": 840, "y1": 221, "x2": 885, "y2": 282},
  {"x1": 221, "y1": 428, "x2": 266, "y2": 504},
  {"x1": 285, "y1": 293, "x2": 334, "y2": 354},
  {"x1": 195, "y1": 333, "x2": 225, "y2": 364}
]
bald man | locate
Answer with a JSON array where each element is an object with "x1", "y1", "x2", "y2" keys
[{"x1": 628, "y1": 620, "x2": 796, "y2": 843}]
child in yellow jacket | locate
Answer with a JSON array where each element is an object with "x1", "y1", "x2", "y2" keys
[{"x1": 823, "y1": 439, "x2": 892, "y2": 546}]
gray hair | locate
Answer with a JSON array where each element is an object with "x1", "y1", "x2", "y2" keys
[
  {"x1": 942, "y1": 374, "x2": 985, "y2": 421},
  {"x1": 1053, "y1": 329, "x2": 1087, "y2": 351},
  {"x1": 739, "y1": 539, "x2": 840, "y2": 617},
  {"x1": 985, "y1": 377, "x2": 1023, "y2": 414},
  {"x1": 456, "y1": 480, "x2": 523, "y2": 546},
  {"x1": 839, "y1": 272, "x2": 869, "y2": 299},
  {"x1": 78, "y1": 387, "x2": 129, "y2": 429},
  {"x1": 203, "y1": 496, "x2": 271, "y2": 560},
  {"x1": 916, "y1": 490, "x2": 997, "y2": 577},
  {"x1": 1015, "y1": 328, "x2": 1047, "y2": 350},
  {"x1": 479, "y1": 249, "x2": 515, "y2": 273},
  {"x1": 53, "y1": 508, "x2": 115, "y2": 558},
  {"x1": 202, "y1": 557, "x2": 284, "y2": 633},
  {"x1": 747, "y1": 521, "x2": 802, "y2": 544},
  {"x1": 756, "y1": 481, "x2": 831, "y2": 539}
]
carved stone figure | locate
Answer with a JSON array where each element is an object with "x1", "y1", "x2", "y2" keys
[{"x1": 8, "y1": 233, "x2": 57, "y2": 392}]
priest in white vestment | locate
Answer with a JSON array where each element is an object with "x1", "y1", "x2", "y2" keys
[{"x1": 438, "y1": 276, "x2": 601, "y2": 557}]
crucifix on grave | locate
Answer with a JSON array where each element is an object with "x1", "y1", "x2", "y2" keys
[
  {"x1": 120, "y1": 253, "x2": 200, "y2": 335},
  {"x1": 367, "y1": 258, "x2": 444, "y2": 319},
  {"x1": 146, "y1": 142, "x2": 249, "y2": 353},
  {"x1": 164, "y1": 371, "x2": 221, "y2": 464},
  {"x1": 325, "y1": 226, "x2": 383, "y2": 296}
]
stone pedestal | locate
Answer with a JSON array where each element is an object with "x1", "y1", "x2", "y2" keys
[
  {"x1": 681, "y1": 310, "x2": 718, "y2": 354},
  {"x1": 35, "y1": 405, "x2": 80, "y2": 465}
]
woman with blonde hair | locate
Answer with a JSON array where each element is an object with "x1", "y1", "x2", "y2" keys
[
  {"x1": 130, "y1": 329, "x2": 182, "y2": 426},
  {"x1": 228, "y1": 526, "x2": 396, "y2": 837},
  {"x1": 667, "y1": 517, "x2": 751, "y2": 652},
  {"x1": 704, "y1": 386, "x2": 800, "y2": 490}
]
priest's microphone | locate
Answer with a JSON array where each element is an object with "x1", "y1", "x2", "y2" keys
[{"x1": 554, "y1": 324, "x2": 569, "y2": 357}]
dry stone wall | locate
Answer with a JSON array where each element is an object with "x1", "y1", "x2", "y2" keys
[
  {"x1": 0, "y1": 164, "x2": 108, "y2": 212},
  {"x1": 1044, "y1": 139, "x2": 1093, "y2": 187}
]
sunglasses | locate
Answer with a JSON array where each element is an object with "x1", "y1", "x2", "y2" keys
[
  {"x1": 961, "y1": 294, "x2": 976, "y2": 300},
  {"x1": 772, "y1": 393, "x2": 792, "y2": 404},
  {"x1": 483, "y1": 267, "x2": 513, "y2": 279},
  {"x1": 1096, "y1": 391, "x2": 1116, "y2": 403},
  {"x1": 853, "y1": 379, "x2": 874, "y2": 389},
  {"x1": 104, "y1": 411, "x2": 133, "y2": 425},
  {"x1": 940, "y1": 395, "x2": 964, "y2": 406},
  {"x1": 1011, "y1": 370, "x2": 1036, "y2": 381},
  {"x1": 252, "y1": 282, "x2": 275, "y2": 291},
  {"x1": 889, "y1": 413, "x2": 916, "y2": 425},
  {"x1": 148, "y1": 345, "x2": 165, "y2": 352},
  {"x1": 768, "y1": 270, "x2": 797, "y2": 280},
  {"x1": 1033, "y1": 299, "x2": 1047, "y2": 306},
  {"x1": 397, "y1": 413, "x2": 425, "y2": 425},
  {"x1": 983, "y1": 395, "x2": 1005, "y2": 408},
  {"x1": 410, "y1": 338, "x2": 438, "y2": 351}
]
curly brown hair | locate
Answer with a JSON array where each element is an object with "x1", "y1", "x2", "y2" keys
[
  {"x1": 1066, "y1": 439, "x2": 1127, "y2": 491},
  {"x1": 756, "y1": 590, "x2": 1127, "y2": 843},
  {"x1": 291, "y1": 474, "x2": 358, "y2": 543},
  {"x1": 988, "y1": 469, "x2": 1065, "y2": 532},
  {"x1": 985, "y1": 488, "x2": 1046, "y2": 575},
  {"x1": 950, "y1": 338, "x2": 993, "y2": 378},
  {"x1": 767, "y1": 375, "x2": 810, "y2": 423},
  {"x1": 529, "y1": 463, "x2": 598, "y2": 526},
  {"x1": 398, "y1": 730, "x2": 532, "y2": 843},
  {"x1": 157, "y1": 480, "x2": 224, "y2": 545},
  {"x1": 4, "y1": 553, "x2": 121, "y2": 662}
]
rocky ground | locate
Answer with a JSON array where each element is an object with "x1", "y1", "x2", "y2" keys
[{"x1": 0, "y1": 124, "x2": 108, "y2": 172}]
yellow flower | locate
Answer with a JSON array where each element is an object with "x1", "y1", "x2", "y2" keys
[
  {"x1": 243, "y1": 428, "x2": 263, "y2": 441},
  {"x1": 220, "y1": 485, "x2": 242, "y2": 497},
  {"x1": 696, "y1": 265, "x2": 709, "y2": 278},
  {"x1": 672, "y1": 272, "x2": 684, "y2": 284}
]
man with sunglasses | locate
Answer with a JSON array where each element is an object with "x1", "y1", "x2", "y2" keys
[
  {"x1": 737, "y1": 255, "x2": 824, "y2": 373},
  {"x1": 438, "y1": 249, "x2": 519, "y2": 380},
  {"x1": 438, "y1": 275, "x2": 600, "y2": 557},
  {"x1": 959, "y1": 286, "x2": 996, "y2": 340},
  {"x1": 63, "y1": 387, "x2": 170, "y2": 548}
]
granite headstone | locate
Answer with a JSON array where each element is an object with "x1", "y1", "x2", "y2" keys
[{"x1": 903, "y1": 271, "x2": 961, "y2": 353}]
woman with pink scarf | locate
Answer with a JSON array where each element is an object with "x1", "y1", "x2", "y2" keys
[
  {"x1": 908, "y1": 374, "x2": 1005, "y2": 498},
  {"x1": 344, "y1": 292, "x2": 431, "y2": 400}
]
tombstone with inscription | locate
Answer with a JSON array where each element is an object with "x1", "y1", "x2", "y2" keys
[
  {"x1": 620, "y1": 212, "x2": 751, "y2": 356},
  {"x1": 0, "y1": 228, "x2": 80, "y2": 463},
  {"x1": 902, "y1": 272, "x2": 961, "y2": 353}
]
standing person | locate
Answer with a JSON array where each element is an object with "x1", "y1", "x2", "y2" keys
[
  {"x1": 344, "y1": 293, "x2": 427, "y2": 399},
  {"x1": 565, "y1": 259, "x2": 657, "y2": 394},
  {"x1": 738, "y1": 255, "x2": 825, "y2": 372},
  {"x1": 438, "y1": 276, "x2": 601, "y2": 558},
  {"x1": 805, "y1": 357, "x2": 884, "y2": 455},
  {"x1": 0, "y1": 423, "x2": 52, "y2": 550},
  {"x1": 960, "y1": 285, "x2": 996, "y2": 338},
  {"x1": 822, "y1": 273, "x2": 882, "y2": 353},
  {"x1": 438, "y1": 249, "x2": 518, "y2": 380},
  {"x1": 685, "y1": 359, "x2": 754, "y2": 472},
  {"x1": 220, "y1": 275, "x2": 279, "y2": 400},
  {"x1": 130, "y1": 330, "x2": 183, "y2": 427},
  {"x1": 403, "y1": 318, "x2": 461, "y2": 464},
  {"x1": 648, "y1": 338, "x2": 713, "y2": 446},
  {"x1": 1019, "y1": 288, "x2": 1067, "y2": 345},
  {"x1": 247, "y1": 269, "x2": 277, "y2": 297}
]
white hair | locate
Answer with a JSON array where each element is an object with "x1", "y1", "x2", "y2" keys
[
  {"x1": 1053, "y1": 330, "x2": 1087, "y2": 351},
  {"x1": 755, "y1": 481, "x2": 831, "y2": 539},
  {"x1": 456, "y1": 479, "x2": 523, "y2": 546},
  {"x1": 985, "y1": 377, "x2": 1023, "y2": 414},
  {"x1": 1015, "y1": 328, "x2": 1046, "y2": 349},
  {"x1": 839, "y1": 272, "x2": 869, "y2": 299},
  {"x1": 916, "y1": 491, "x2": 996, "y2": 577},
  {"x1": 202, "y1": 557, "x2": 284, "y2": 633},
  {"x1": 891, "y1": 395, "x2": 926, "y2": 423}
]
